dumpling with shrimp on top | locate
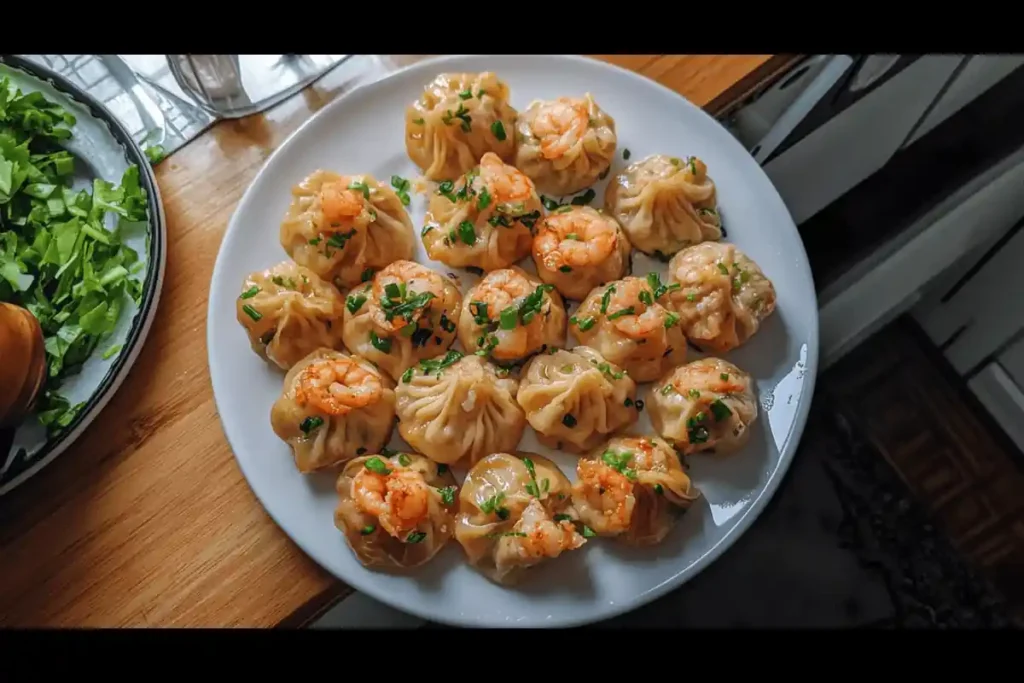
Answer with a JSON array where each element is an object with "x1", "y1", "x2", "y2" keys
[
  {"x1": 572, "y1": 435, "x2": 700, "y2": 546},
  {"x1": 514, "y1": 93, "x2": 618, "y2": 196},
  {"x1": 649, "y1": 357, "x2": 758, "y2": 456},
  {"x1": 664, "y1": 241, "x2": 777, "y2": 354},
  {"x1": 342, "y1": 260, "x2": 463, "y2": 383},
  {"x1": 455, "y1": 452, "x2": 586, "y2": 585},
  {"x1": 516, "y1": 345, "x2": 638, "y2": 453},
  {"x1": 270, "y1": 348, "x2": 396, "y2": 473},
  {"x1": 531, "y1": 205, "x2": 631, "y2": 301},
  {"x1": 236, "y1": 260, "x2": 345, "y2": 370},
  {"x1": 457, "y1": 266, "x2": 567, "y2": 365},
  {"x1": 604, "y1": 154, "x2": 722, "y2": 259},
  {"x1": 406, "y1": 72, "x2": 518, "y2": 181},
  {"x1": 280, "y1": 170, "x2": 415, "y2": 290},
  {"x1": 422, "y1": 152, "x2": 543, "y2": 272},
  {"x1": 569, "y1": 273, "x2": 687, "y2": 383},
  {"x1": 335, "y1": 451, "x2": 459, "y2": 569},
  {"x1": 395, "y1": 351, "x2": 527, "y2": 466}
]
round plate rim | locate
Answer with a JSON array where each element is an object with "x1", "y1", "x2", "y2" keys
[
  {"x1": 0, "y1": 55, "x2": 168, "y2": 497},
  {"x1": 208, "y1": 53, "x2": 820, "y2": 627}
]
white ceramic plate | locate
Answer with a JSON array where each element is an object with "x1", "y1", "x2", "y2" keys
[
  {"x1": 208, "y1": 54, "x2": 819, "y2": 628},
  {"x1": 0, "y1": 57, "x2": 167, "y2": 496}
]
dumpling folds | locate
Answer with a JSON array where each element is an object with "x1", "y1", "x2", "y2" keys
[
  {"x1": 569, "y1": 274, "x2": 687, "y2": 383},
  {"x1": 342, "y1": 260, "x2": 463, "y2": 382},
  {"x1": 280, "y1": 170, "x2": 415, "y2": 290},
  {"x1": 236, "y1": 260, "x2": 345, "y2": 370},
  {"x1": 517, "y1": 345, "x2": 638, "y2": 452},
  {"x1": 458, "y1": 266, "x2": 567, "y2": 363},
  {"x1": 423, "y1": 152, "x2": 542, "y2": 271},
  {"x1": 270, "y1": 348, "x2": 396, "y2": 472},
  {"x1": 396, "y1": 352, "x2": 526, "y2": 466},
  {"x1": 572, "y1": 435, "x2": 699, "y2": 545},
  {"x1": 514, "y1": 93, "x2": 617, "y2": 196},
  {"x1": 604, "y1": 154, "x2": 722, "y2": 258},
  {"x1": 649, "y1": 357, "x2": 758, "y2": 455},
  {"x1": 335, "y1": 452, "x2": 458, "y2": 569},
  {"x1": 531, "y1": 205, "x2": 631, "y2": 301},
  {"x1": 455, "y1": 452, "x2": 584, "y2": 585},
  {"x1": 665, "y1": 241, "x2": 777, "y2": 353},
  {"x1": 406, "y1": 72, "x2": 518, "y2": 181}
]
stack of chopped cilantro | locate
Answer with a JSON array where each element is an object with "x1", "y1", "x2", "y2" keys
[{"x1": 0, "y1": 75, "x2": 149, "y2": 433}]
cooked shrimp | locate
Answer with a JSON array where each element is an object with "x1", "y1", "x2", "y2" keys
[
  {"x1": 352, "y1": 464, "x2": 431, "y2": 537},
  {"x1": 371, "y1": 261, "x2": 445, "y2": 331},
  {"x1": 671, "y1": 361, "x2": 747, "y2": 396},
  {"x1": 575, "y1": 459, "x2": 634, "y2": 534},
  {"x1": 478, "y1": 152, "x2": 534, "y2": 202},
  {"x1": 616, "y1": 437, "x2": 657, "y2": 471},
  {"x1": 468, "y1": 269, "x2": 541, "y2": 360},
  {"x1": 605, "y1": 278, "x2": 667, "y2": 340},
  {"x1": 681, "y1": 156, "x2": 708, "y2": 183},
  {"x1": 500, "y1": 498, "x2": 585, "y2": 560},
  {"x1": 319, "y1": 179, "x2": 366, "y2": 226},
  {"x1": 294, "y1": 357, "x2": 383, "y2": 416},
  {"x1": 529, "y1": 98, "x2": 588, "y2": 160},
  {"x1": 534, "y1": 208, "x2": 617, "y2": 270}
]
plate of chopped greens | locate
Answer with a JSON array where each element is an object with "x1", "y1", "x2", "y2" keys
[{"x1": 0, "y1": 55, "x2": 166, "y2": 495}]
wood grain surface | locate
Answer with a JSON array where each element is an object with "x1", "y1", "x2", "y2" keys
[{"x1": 0, "y1": 54, "x2": 796, "y2": 628}]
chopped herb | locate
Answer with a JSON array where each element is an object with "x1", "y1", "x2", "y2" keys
[
  {"x1": 720, "y1": 373, "x2": 730, "y2": 381},
  {"x1": 559, "y1": 266, "x2": 572, "y2": 273},
  {"x1": 401, "y1": 368, "x2": 414, "y2": 383},
  {"x1": 624, "y1": 397, "x2": 634, "y2": 407},
  {"x1": 309, "y1": 237, "x2": 322, "y2": 246},
  {"x1": 553, "y1": 513, "x2": 572, "y2": 523},
  {"x1": 645, "y1": 272, "x2": 680, "y2": 299},
  {"x1": 596, "y1": 362, "x2": 625, "y2": 380},
  {"x1": 396, "y1": 453, "x2": 412, "y2": 467},
  {"x1": 570, "y1": 189, "x2": 596, "y2": 206},
  {"x1": 541, "y1": 195, "x2": 562, "y2": 211},
  {"x1": 664, "y1": 312, "x2": 680, "y2": 328},
  {"x1": 717, "y1": 262, "x2": 730, "y2": 275},
  {"x1": 570, "y1": 315, "x2": 596, "y2": 332},
  {"x1": 360, "y1": 525, "x2": 376, "y2": 535},
  {"x1": 687, "y1": 292, "x2": 697, "y2": 302},
  {"x1": 689, "y1": 425, "x2": 710, "y2": 444},
  {"x1": 602, "y1": 449, "x2": 633, "y2": 472},
  {"x1": 475, "y1": 334, "x2": 499, "y2": 357},
  {"x1": 562, "y1": 414, "x2": 577, "y2": 428},
  {"x1": 487, "y1": 531, "x2": 527, "y2": 539},
  {"x1": 272, "y1": 275, "x2": 296, "y2": 289},
  {"x1": 477, "y1": 89, "x2": 487, "y2": 97},
  {"x1": 406, "y1": 531, "x2": 427, "y2": 544},
  {"x1": 622, "y1": 148, "x2": 631, "y2": 160},
  {"x1": 480, "y1": 492, "x2": 508, "y2": 518},
  {"x1": 442, "y1": 103, "x2": 472, "y2": 132},
  {"x1": 688, "y1": 157, "x2": 698, "y2": 175},
  {"x1": 710, "y1": 399, "x2": 733, "y2": 421},
  {"x1": 242, "y1": 305, "x2": 262, "y2": 322},
  {"x1": 458, "y1": 220, "x2": 476, "y2": 246},
  {"x1": 380, "y1": 287, "x2": 435, "y2": 323},
  {"x1": 417, "y1": 349, "x2": 464, "y2": 377},
  {"x1": 347, "y1": 180, "x2": 370, "y2": 199},
  {"x1": 346, "y1": 291, "x2": 367, "y2": 314},
  {"x1": 300, "y1": 416, "x2": 324, "y2": 435},
  {"x1": 381, "y1": 447, "x2": 399, "y2": 457},
  {"x1": 600, "y1": 284, "x2": 616, "y2": 314},
  {"x1": 499, "y1": 305, "x2": 519, "y2": 330},
  {"x1": 661, "y1": 384, "x2": 676, "y2": 396},
  {"x1": 240, "y1": 286, "x2": 260, "y2": 299},
  {"x1": 554, "y1": 206, "x2": 572, "y2": 214},
  {"x1": 421, "y1": 225, "x2": 434, "y2": 237},
  {"x1": 364, "y1": 456, "x2": 391, "y2": 475},
  {"x1": 327, "y1": 229, "x2": 356, "y2": 249},
  {"x1": 458, "y1": 89, "x2": 473, "y2": 100},
  {"x1": 390, "y1": 175, "x2": 412, "y2": 206},
  {"x1": 566, "y1": 233, "x2": 579, "y2": 241},
  {"x1": 437, "y1": 464, "x2": 449, "y2": 475},
  {"x1": 439, "y1": 313, "x2": 456, "y2": 333},
  {"x1": 356, "y1": 447, "x2": 367, "y2": 455},
  {"x1": 488, "y1": 214, "x2": 512, "y2": 228},
  {"x1": 607, "y1": 307, "x2": 634, "y2": 321},
  {"x1": 582, "y1": 525, "x2": 597, "y2": 538},
  {"x1": 654, "y1": 484, "x2": 664, "y2": 495},
  {"x1": 412, "y1": 117, "x2": 425, "y2": 124},
  {"x1": 370, "y1": 331, "x2": 392, "y2": 353},
  {"x1": 470, "y1": 301, "x2": 489, "y2": 325},
  {"x1": 639, "y1": 289, "x2": 653, "y2": 306},
  {"x1": 437, "y1": 180, "x2": 457, "y2": 202},
  {"x1": 360, "y1": 268, "x2": 375, "y2": 283},
  {"x1": 477, "y1": 187, "x2": 492, "y2": 211},
  {"x1": 439, "y1": 485, "x2": 457, "y2": 506},
  {"x1": 688, "y1": 389, "x2": 701, "y2": 398},
  {"x1": 490, "y1": 120, "x2": 507, "y2": 141},
  {"x1": 519, "y1": 211, "x2": 542, "y2": 230},
  {"x1": 517, "y1": 284, "x2": 554, "y2": 325}
]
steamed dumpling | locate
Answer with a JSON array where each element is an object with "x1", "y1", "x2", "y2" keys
[
  {"x1": 517, "y1": 345, "x2": 638, "y2": 452},
  {"x1": 649, "y1": 357, "x2": 758, "y2": 455},
  {"x1": 531, "y1": 206, "x2": 631, "y2": 301},
  {"x1": 422, "y1": 152, "x2": 542, "y2": 271},
  {"x1": 270, "y1": 348, "x2": 396, "y2": 472},
  {"x1": 572, "y1": 435, "x2": 699, "y2": 545},
  {"x1": 342, "y1": 260, "x2": 463, "y2": 382},
  {"x1": 514, "y1": 94, "x2": 617, "y2": 196},
  {"x1": 455, "y1": 452, "x2": 585, "y2": 585},
  {"x1": 396, "y1": 352, "x2": 526, "y2": 465},
  {"x1": 604, "y1": 154, "x2": 722, "y2": 258},
  {"x1": 405, "y1": 72, "x2": 518, "y2": 181},
  {"x1": 280, "y1": 170, "x2": 415, "y2": 290},
  {"x1": 236, "y1": 261, "x2": 345, "y2": 370},
  {"x1": 334, "y1": 451, "x2": 458, "y2": 569},
  {"x1": 569, "y1": 274, "x2": 687, "y2": 382},
  {"x1": 665, "y1": 241, "x2": 777, "y2": 353},
  {"x1": 457, "y1": 266, "x2": 567, "y2": 363}
]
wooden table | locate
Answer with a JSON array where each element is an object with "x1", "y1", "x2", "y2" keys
[{"x1": 0, "y1": 54, "x2": 799, "y2": 627}]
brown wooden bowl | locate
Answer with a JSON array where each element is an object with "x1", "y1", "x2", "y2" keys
[{"x1": 0, "y1": 302, "x2": 48, "y2": 430}]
